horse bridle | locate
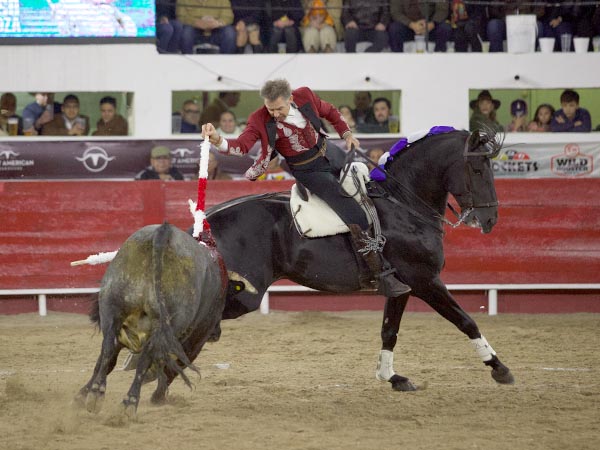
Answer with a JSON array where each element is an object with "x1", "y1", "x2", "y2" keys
[{"x1": 347, "y1": 136, "x2": 499, "y2": 231}]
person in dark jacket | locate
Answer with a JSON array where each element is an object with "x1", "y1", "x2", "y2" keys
[
  {"x1": 92, "y1": 96, "x2": 128, "y2": 136},
  {"x1": 156, "y1": 0, "x2": 183, "y2": 53},
  {"x1": 267, "y1": 0, "x2": 304, "y2": 53},
  {"x1": 137, "y1": 146, "x2": 184, "y2": 180},
  {"x1": 389, "y1": 0, "x2": 452, "y2": 52},
  {"x1": 232, "y1": 0, "x2": 265, "y2": 53},
  {"x1": 341, "y1": 0, "x2": 390, "y2": 52}
]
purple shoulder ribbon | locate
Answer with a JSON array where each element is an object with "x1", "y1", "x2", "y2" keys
[{"x1": 369, "y1": 126, "x2": 455, "y2": 181}]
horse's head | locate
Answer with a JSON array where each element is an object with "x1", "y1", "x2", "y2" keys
[{"x1": 450, "y1": 127, "x2": 503, "y2": 234}]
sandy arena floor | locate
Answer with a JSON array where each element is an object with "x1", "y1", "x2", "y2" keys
[{"x1": 1, "y1": 310, "x2": 599, "y2": 450}]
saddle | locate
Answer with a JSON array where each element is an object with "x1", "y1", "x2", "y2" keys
[{"x1": 290, "y1": 162, "x2": 373, "y2": 238}]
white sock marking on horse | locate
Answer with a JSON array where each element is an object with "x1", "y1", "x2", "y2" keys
[
  {"x1": 376, "y1": 350, "x2": 395, "y2": 381},
  {"x1": 471, "y1": 336, "x2": 496, "y2": 362}
]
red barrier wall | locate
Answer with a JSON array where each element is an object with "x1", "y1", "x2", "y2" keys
[{"x1": 1, "y1": 179, "x2": 599, "y2": 314}]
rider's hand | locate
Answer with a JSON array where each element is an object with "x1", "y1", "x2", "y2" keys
[
  {"x1": 345, "y1": 133, "x2": 360, "y2": 151},
  {"x1": 201, "y1": 123, "x2": 222, "y2": 146}
]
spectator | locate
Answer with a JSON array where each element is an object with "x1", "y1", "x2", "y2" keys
[
  {"x1": 156, "y1": 0, "x2": 183, "y2": 53},
  {"x1": 341, "y1": 0, "x2": 390, "y2": 53},
  {"x1": 217, "y1": 110, "x2": 243, "y2": 137},
  {"x1": 301, "y1": 0, "x2": 337, "y2": 53},
  {"x1": 338, "y1": 104, "x2": 356, "y2": 132},
  {"x1": 208, "y1": 151, "x2": 232, "y2": 179},
  {"x1": 506, "y1": 99, "x2": 528, "y2": 132},
  {"x1": 365, "y1": 147, "x2": 385, "y2": 169},
  {"x1": 351, "y1": 91, "x2": 375, "y2": 126},
  {"x1": 486, "y1": 0, "x2": 544, "y2": 52},
  {"x1": 267, "y1": 0, "x2": 304, "y2": 53},
  {"x1": 22, "y1": 92, "x2": 54, "y2": 135},
  {"x1": 527, "y1": 104, "x2": 555, "y2": 132},
  {"x1": 180, "y1": 100, "x2": 201, "y2": 133},
  {"x1": 232, "y1": 0, "x2": 264, "y2": 53},
  {"x1": 389, "y1": 0, "x2": 452, "y2": 52},
  {"x1": 449, "y1": 0, "x2": 485, "y2": 52},
  {"x1": 550, "y1": 89, "x2": 591, "y2": 132},
  {"x1": 200, "y1": 92, "x2": 241, "y2": 128},
  {"x1": 356, "y1": 97, "x2": 392, "y2": 133},
  {"x1": 41, "y1": 94, "x2": 90, "y2": 136},
  {"x1": 178, "y1": 0, "x2": 236, "y2": 54},
  {"x1": 539, "y1": 1, "x2": 574, "y2": 51},
  {"x1": 92, "y1": 96, "x2": 128, "y2": 136},
  {"x1": 469, "y1": 90, "x2": 503, "y2": 132},
  {"x1": 0, "y1": 93, "x2": 22, "y2": 136},
  {"x1": 137, "y1": 146, "x2": 184, "y2": 180}
]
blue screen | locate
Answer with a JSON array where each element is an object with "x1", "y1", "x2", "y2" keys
[{"x1": 0, "y1": 0, "x2": 155, "y2": 40}]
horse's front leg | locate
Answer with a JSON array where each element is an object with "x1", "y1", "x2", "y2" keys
[
  {"x1": 417, "y1": 279, "x2": 514, "y2": 385},
  {"x1": 376, "y1": 293, "x2": 417, "y2": 391}
]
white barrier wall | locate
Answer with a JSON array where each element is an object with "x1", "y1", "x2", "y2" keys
[{"x1": 1, "y1": 44, "x2": 599, "y2": 139}]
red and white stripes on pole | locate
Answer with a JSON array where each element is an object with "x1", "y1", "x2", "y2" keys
[{"x1": 189, "y1": 137, "x2": 212, "y2": 239}]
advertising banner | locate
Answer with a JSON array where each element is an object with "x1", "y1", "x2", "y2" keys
[{"x1": 0, "y1": 138, "x2": 599, "y2": 180}]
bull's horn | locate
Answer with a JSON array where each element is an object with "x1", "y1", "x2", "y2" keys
[{"x1": 227, "y1": 271, "x2": 258, "y2": 294}]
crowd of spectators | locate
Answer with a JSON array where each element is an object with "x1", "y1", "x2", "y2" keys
[
  {"x1": 470, "y1": 88, "x2": 594, "y2": 133},
  {"x1": 153, "y1": 1, "x2": 600, "y2": 54}
]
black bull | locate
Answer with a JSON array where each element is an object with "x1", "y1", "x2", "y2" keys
[
  {"x1": 207, "y1": 129, "x2": 514, "y2": 390},
  {"x1": 76, "y1": 223, "x2": 226, "y2": 416}
]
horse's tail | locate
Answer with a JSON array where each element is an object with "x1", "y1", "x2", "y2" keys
[
  {"x1": 470, "y1": 124, "x2": 504, "y2": 158},
  {"x1": 148, "y1": 222, "x2": 199, "y2": 389}
]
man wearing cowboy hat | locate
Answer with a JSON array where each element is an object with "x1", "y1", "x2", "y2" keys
[{"x1": 469, "y1": 90, "x2": 503, "y2": 132}]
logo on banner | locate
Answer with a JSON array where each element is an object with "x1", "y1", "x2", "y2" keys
[
  {"x1": 551, "y1": 144, "x2": 593, "y2": 177},
  {"x1": 76, "y1": 146, "x2": 116, "y2": 172},
  {"x1": 0, "y1": 147, "x2": 34, "y2": 172},
  {"x1": 171, "y1": 147, "x2": 199, "y2": 169},
  {"x1": 492, "y1": 149, "x2": 539, "y2": 174}
]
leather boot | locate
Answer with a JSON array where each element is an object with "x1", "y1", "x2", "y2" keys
[{"x1": 348, "y1": 224, "x2": 411, "y2": 297}]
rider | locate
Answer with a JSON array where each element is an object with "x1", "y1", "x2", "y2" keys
[{"x1": 201, "y1": 79, "x2": 410, "y2": 297}]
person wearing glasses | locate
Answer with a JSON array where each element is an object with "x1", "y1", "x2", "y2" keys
[{"x1": 180, "y1": 100, "x2": 201, "y2": 133}]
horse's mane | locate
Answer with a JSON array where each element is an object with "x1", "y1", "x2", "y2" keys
[{"x1": 206, "y1": 191, "x2": 291, "y2": 217}]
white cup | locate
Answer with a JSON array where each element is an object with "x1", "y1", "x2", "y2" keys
[
  {"x1": 593, "y1": 36, "x2": 600, "y2": 52},
  {"x1": 538, "y1": 37, "x2": 555, "y2": 53},
  {"x1": 573, "y1": 37, "x2": 589, "y2": 53},
  {"x1": 481, "y1": 41, "x2": 490, "y2": 53},
  {"x1": 415, "y1": 35, "x2": 426, "y2": 53},
  {"x1": 427, "y1": 41, "x2": 436, "y2": 52},
  {"x1": 403, "y1": 41, "x2": 416, "y2": 53},
  {"x1": 446, "y1": 41, "x2": 455, "y2": 53}
]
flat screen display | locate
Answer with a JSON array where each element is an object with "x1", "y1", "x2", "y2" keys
[{"x1": 0, "y1": 0, "x2": 155, "y2": 43}]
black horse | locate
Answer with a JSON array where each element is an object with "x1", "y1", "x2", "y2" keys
[{"x1": 207, "y1": 128, "x2": 514, "y2": 390}]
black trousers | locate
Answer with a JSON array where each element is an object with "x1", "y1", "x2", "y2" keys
[{"x1": 288, "y1": 141, "x2": 369, "y2": 230}]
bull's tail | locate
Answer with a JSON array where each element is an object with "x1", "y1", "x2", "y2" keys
[{"x1": 147, "y1": 222, "x2": 199, "y2": 388}]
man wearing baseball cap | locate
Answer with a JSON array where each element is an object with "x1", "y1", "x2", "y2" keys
[
  {"x1": 506, "y1": 99, "x2": 528, "y2": 132},
  {"x1": 136, "y1": 146, "x2": 184, "y2": 180}
]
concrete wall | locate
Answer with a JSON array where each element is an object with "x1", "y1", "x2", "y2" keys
[{"x1": 1, "y1": 44, "x2": 599, "y2": 138}]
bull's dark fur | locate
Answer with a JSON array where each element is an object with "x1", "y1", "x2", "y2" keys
[{"x1": 77, "y1": 223, "x2": 226, "y2": 416}]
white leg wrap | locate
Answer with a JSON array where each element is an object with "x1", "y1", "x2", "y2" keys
[
  {"x1": 471, "y1": 335, "x2": 496, "y2": 362},
  {"x1": 376, "y1": 350, "x2": 395, "y2": 381}
]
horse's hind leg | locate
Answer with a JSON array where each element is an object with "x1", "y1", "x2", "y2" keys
[
  {"x1": 420, "y1": 281, "x2": 514, "y2": 385},
  {"x1": 376, "y1": 293, "x2": 417, "y2": 391}
]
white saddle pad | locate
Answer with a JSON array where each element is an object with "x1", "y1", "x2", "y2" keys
[{"x1": 290, "y1": 162, "x2": 372, "y2": 238}]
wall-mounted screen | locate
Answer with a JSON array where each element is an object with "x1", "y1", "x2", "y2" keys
[{"x1": 0, "y1": 0, "x2": 155, "y2": 43}]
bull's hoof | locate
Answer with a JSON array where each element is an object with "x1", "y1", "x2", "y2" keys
[
  {"x1": 150, "y1": 390, "x2": 167, "y2": 405},
  {"x1": 122, "y1": 397, "x2": 138, "y2": 420},
  {"x1": 207, "y1": 322, "x2": 221, "y2": 343},
  {"x1": 491, "y1": 366, "x2": 515, "y2": 385},
  {"x1": 389, "y1": 374, "x2": 417, "y2": 392},
  {"x1": 85, "y1": 391, "x2": 104, "y2": 414},
  {"x1": 72, "y1": 390, "x2": 87, "y2": 409}
]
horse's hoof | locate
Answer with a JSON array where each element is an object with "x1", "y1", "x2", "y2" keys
[
  {"x1": 389, "y1": 374, "x2": 417, "y2": 392},
  {"x1": 122, "y1": 397, "x2": 139, "y2": 420},
  {"x1": 72, "y1": 390, "x2": 87, "y2": 409},
  {"x1": 492, "y1": 366, "x2": 515, "y2": 385},
  {"x1": 85, "y1": 391, "x2": 104, "y2": 414}
]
